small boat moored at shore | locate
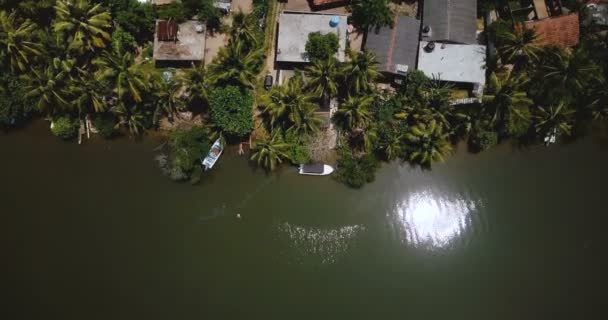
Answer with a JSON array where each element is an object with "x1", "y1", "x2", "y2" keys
[
  {"x1": 201, "y1": 138, "x2": 223, "y2": 170},
  {"x1": 299, "y1": 163, "x2": 334, "y2": 176}
]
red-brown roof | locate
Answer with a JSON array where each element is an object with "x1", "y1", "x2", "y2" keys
[
  {"x1": 311, "y1": 0, "x2": 347, "y2": 7},
  {"x1": 157, "y1": 20, "x2": 178, "y2": 42},
  {"x1": 521, "y1": 13, "x2": 580, "y2": 48}
]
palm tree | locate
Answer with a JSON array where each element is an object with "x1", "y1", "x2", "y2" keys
[
  {"x1": 483, "y1": 72, "x2": 533, "y2": 129},
  {"x1": 533, "y1": 103, "x2": 575, "y2": 139},
  {"x1": 286, "y1": 102, "x2": 323, "y2": 138},
  {"x1": 497, "y1": 27, "x2": 542, "y2": 66},
  {"x1": 152, "y1": 77, "x2": 185, "y2": 124},
  {"x1": 542, "y1": 49, "x2": 601, "y2": 96},
  {"x1": 112, "y1": 101, "x2": 146, "y2": 136},
  {"x1": 0, "y1": 11, "x2": 44, "y2": 73},
  {"x1": 53, "y1": 0, "x2": 112, "y2": 53},
  {"x1": 93, "y1": 46, "x2": 147, "y2": 103},
  {"x1": 342, "y1": 50, "x2": 380, "y2": 95},
  {"x1": 181, "y1": 63, "x2": 211, "y2": 108},
  {"x1": 260, "y1": 75, "x2": 318, "y2": 132},
  {"x1": 229, "y1": 11, "x2": 258, "y2": 49},
  {"x1": 333, "y1": 95, "x2": 374, "y2": 132},
  {"x1": 69, "y1": 70, "x2": 106, "y2": 113},
  {"x1": 404, "y1": 120, "x2": 452, "y2": 167},
  {"x1": 250, "y1": 131, "x2": 290, "y2": 171},
  {"x1": 22, "y1": 58, "x2": 74, "y2": 114},
  {"x1": 209, "y1": 40, "x2": 264, "y2": 88},
  {"x1": 306, "y1": 57, "x2": 340, "y2": 108}
]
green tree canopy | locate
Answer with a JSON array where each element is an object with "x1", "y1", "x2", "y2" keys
[
  {"x1": 305, "y1": 32, "x2": 339, "y2": 62},
  {"x1": 209, "y1": 86, "x2": 253, "y2": 139}
]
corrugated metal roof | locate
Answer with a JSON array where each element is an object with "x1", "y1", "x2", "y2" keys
[
  {"x1": 422, "y1": 0, "x2": 477, "y2": 44},
  {"x1": 365, "y1": 16, "x2": 421, "y2": 75}
]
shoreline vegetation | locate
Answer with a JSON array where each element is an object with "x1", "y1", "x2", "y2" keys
[{"x1": 1, "y1": 0, "x2": 607, "y2": 188}]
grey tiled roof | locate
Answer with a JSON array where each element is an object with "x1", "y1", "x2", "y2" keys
[
  {"x1": 365, "y1": 16, "x2": 421, "y2": 74},
  {"x1": 422, "y1": 0, "x2": 477, "y2": 44}
]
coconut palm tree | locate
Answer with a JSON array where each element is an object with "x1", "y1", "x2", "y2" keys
[
  {"x1": 250, "y1": 131, "x2": 290, "y2": 171},
  {"x1": 404, "y1": 120, "x2": 452, "y2": 167},
  {"x1": 260, "y1": 75, "x2": 318, "y2": 132},
  {"x1": 22, "y1": 58, "x2": 74, "y2": 114},
  {"x1": 333, "y1": 95, "x2": 374, "y2": 132},
  {"x1": 286, "y1": 102, "x2": 323, "y2": 139},
  {"x1": 0, "y1": 11, "x2": 44, "y2": 73},
  {"x1": 181, "y1": 63, "x2": 211, "y2": 108},
  {"x1": 351, "y1": 0, "x2": 393, "y2": 45},
  {"x1": 229, "y1": 11, "x2": 258, "y2": 49},
  {"x1": 542, "y1": 49, "x2": 601, "y2": 96},
  {"x1": 306, "y1": 57, "x2": 340, "y2": 108},
  {"x1": 533, "y1": 102, "x2": 575, "y2": 139},
  {"x1": 53, "y1": 0, "x2": 112, "y2": 53},
  {"x1": 209, "y1": 40, "x2": 264, "y2": 88},
  {"x1": 152, "y1": 77, "x2": 185, "y2": 124},
  {"x1": 497, "y1": 27, "x2": 542, "y2": 67},
  {"x1": 69, "y1": 70, "x2": 106, "y2": 113},
  {"x1": 112, "y1": 100, "x2": 146, "y2": 136},
  {"x1": 93, "y1": 46, "x2": 147, "y2": 103},
  {"x1": 342, "y1": 49, "x2": 380, "y2": 95},
  {"x1": 483, "y1": 72, "x2": 533, "y2": 129}
]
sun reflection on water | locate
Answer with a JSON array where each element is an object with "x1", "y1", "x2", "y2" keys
[{"x1": 394, "y1": 191, "x2": 479, "y2": 249}]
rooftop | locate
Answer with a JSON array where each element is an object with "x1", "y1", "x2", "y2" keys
[
  {"x1": 422, "y1": 0, "x2": 478, "y2": 44},
  {"x1": 519, "y1": 13, "x2": 580, "y2": 48},
  {"x1": 276, "y1": 11, "x2": 348, "y2": 63},
  {"x1": 365, "y1": 16, "x2": 421, "y2": 75},
  {"x1": 311, "y1": 0, "x2": 347, "y2": 7},
  {"x1": 417, "y1": 41, "x2": 486, "y2": 86},
  {"x1": 153, "y1": 20, "x2": 206, "y2": 62}
]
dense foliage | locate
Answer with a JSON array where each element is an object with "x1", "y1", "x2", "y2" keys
[
  {"x1": 165, "y1": 126, "x2": 210, "y2": 183},
  {"x1": 51, "y1": 116, "x2": 78, "y2": 139},
  {"x1": 305, "y1": 32, "x2": 339, "y2": 62},
  {"x1": 209, "y1": 86, "x2": 254, "y2": 139}
]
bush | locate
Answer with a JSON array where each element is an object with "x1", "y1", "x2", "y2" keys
[
  {"x1": 156, "y1": 3, "x2": 186, "y2": 22},
  {"x1": 107, "y1": 0, "x2": 156, "y2": 44},
  {"x1": 0, "y1": 75, "x2": 33, "y2": 129},
  {"x1": 469, "y1": 129, "x2": 498, "y2": 152},
  {"x1": 334, "y1": 147, "x2": 378, "y2": 188},
  {"x1": 111, "y1": 27, "x2": 137, "y2": 53},
  {"x1": 305, "y1": 32, "x2": 339, "y2": 62},
  {"x1": 167, "y1": 127, "x2": 210, "y2": 182},
  {"x1": 287, "y1": 143, "x2": 312, "y2": 165},
  {"x1": 93, "y1": 114, "x2": 119, "y2": 138},
  {"x1": 209, "y1": 86, "x2": 253, "y2": 139},
  {"x1": 51, "y1": 117, "x2": 79, "y2": 140}
]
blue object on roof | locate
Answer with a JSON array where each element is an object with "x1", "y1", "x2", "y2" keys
[{"x1": 329, "y1": 16, "x2": 340, "y2": 27}]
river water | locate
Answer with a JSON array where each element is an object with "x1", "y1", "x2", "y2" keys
[{"x1": 1, "y1": 121, "x2": 606, "y2": 319}]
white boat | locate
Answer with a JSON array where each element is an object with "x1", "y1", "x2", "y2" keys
[
  {"x1": 299, "y1": 164, "x2": 334, "y2": 176},
  {"x1": 201, "y1": 139, "x2": 223, "y2": 170}
]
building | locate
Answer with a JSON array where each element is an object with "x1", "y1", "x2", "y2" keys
[
  {"x1": 310, "y1": 0, "x2": 349, "y2": 10},
  {"x1": 153, "y1": 20, "x2": 206, "y2": 67},
  {"x1": 417, "y1": 41, "x2": 487, "y2": 98},
  {"x1": 507, "y1": 0, "x2": 580, "y2": 48},
  {"x1": 422, "y1": 0, "x2": 478, "y2": 44},
  {"x1": 365, "y1": 16, "x2": 421, "y2": 80},
  {"x1": 276, "y1": 11, "x2": 348, "y2": 65}
]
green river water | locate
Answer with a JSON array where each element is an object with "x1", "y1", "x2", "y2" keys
[{"x1": 1, "y1": 121, "x2": 607, "y2": 319}]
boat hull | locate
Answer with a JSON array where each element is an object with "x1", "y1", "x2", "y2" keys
[{"x1": 299, "y1": 164, "x2": 334, "y2": 176}]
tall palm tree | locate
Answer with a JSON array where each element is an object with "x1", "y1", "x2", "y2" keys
[
  {"x1": 22, "y1": 58, "x2": 74, "y2": 114},
  {"x1": 333, "y1": 95, "x2": 374, "y2": 132},
  {"x1": 0, "y1": 11, "x2": 44, "y2": 73},
  {"x1": 209, "y1": 40, "x2": 264, "y2": 88},
  {"x1": 229, "y1": 11, "x2": 258, "y2": 49},
  {"x1": 250, "y1": 131, "x2": 290, "y2": 171},
  {"x1": 181, "y1": 63, "x2": 211, "y2": 108},
  {"x1": 497, "y1": 27, "x2": 542, "y2": 66},
  {"x1": 152, "y1": 77, "x2": 185, "y2": 124},
  {"x1": 93, "y1": 46, "x2": 147, "y2": 103},
  {"x1": 404, "y1": 120, "x2": 452, "y2": 167},
  {"x1": 543, "y1": 49, "x2": 601, "y2": 95},
  {"x1": 112, "y1": 100, "x2": 146, "y2": 136},
  {"x1": 53, "y1": 0, "x2": 112, "y2": 53},
  {"x1": 533, "y1": 102, "x2": 575, "y2": 138},
  {"x1": 69, "y1": 70, "x2": 106, "y2": 113},
  {"x1": 286, "y1": 102, "x2": 323, "y2": 138},
  {"x1": 342, "y1": 49, "x2": 380, "y2": 95},
  {"x1": 260, "y1": 75, "x2": 318, "y2": 132},
  {"x1": 306, "y1": 57, "x2": 339, "y2": 108},
  {"x1": 483, "y1": 72, "x2": 533, "y2": 129}
]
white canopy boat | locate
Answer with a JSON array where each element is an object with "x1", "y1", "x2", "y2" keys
[
  {"x1": 201, "y1": 139, "x2": 223, "y2": 170},
  {"x1": 299, "y1": 164, "x2": 334, "y2": 176}
]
